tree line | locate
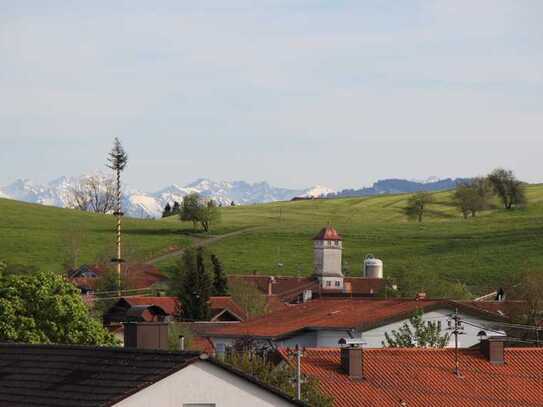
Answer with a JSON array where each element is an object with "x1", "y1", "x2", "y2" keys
[{"x1": 405, "y1": 168, "x2": 527, "y2": 222}]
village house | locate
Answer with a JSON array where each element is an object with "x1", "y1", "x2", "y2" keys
[
  {"x1": 277, "y1": 337, "x2": 543, "y2": 406},
  {"x1": 0, "y1": 341, "x2": 304, "y2": 407},
  {"x1": 201, "y1": 226, "x2": 510, "y2": 350},
  {"x1": 70, "y1": 263, "x2": 166, "y2": 296},
  {"x1": 103, "y1": 295, "x2": 247, "y2": 343},
  {"x1": 204, "y1": 297, "x2": 508, "y2": 350}
]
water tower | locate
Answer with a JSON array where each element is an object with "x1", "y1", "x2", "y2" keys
[{"x1": 313, "y1": 226, "x2": 344, "y2": 289}]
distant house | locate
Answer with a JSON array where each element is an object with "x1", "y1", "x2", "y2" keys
[
  {"x1": 277, "y1": 338, "x2": 543, "y2": 406},
  {"x1": 205, "y1": 298, "x2": 509, "y2": 350},
  {"x1": 0, "y1": 343, "x2": 303, "y2": 407},
  {"x1": 104, "y1": 295, "x2": 248, "y2": 342},
  {"x1": 70, "y1": 263, "x2": 166, "y2": 295}
]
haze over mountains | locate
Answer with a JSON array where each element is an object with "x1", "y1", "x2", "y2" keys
[{"x1": 0, "y1": 176, "x2": 466, "y2": 219}]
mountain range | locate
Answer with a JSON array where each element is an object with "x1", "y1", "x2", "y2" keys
[
  {"x1": 0, "y1": 176, "x2": 467, "y2": 219},
  {"x1": 0, "y1": 177, "x2": 335, "y2": 219}
]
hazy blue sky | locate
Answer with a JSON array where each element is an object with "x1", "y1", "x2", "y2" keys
[{"x1": 1, "y1": 1, "x2": 542, "y2": 191}]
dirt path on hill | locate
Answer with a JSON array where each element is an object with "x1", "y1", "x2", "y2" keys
[{"x1": 145, "y1": 227, "x2": 261, "y2": 265}]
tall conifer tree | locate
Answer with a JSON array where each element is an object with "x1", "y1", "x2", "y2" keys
[
  {"x1": 175, "y1": 248, "x2": 211, "y2": 320},
  {"x1": 211, "y1": 254, "x2": 228, "y2": 296}
]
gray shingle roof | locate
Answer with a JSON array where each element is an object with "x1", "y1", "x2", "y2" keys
[{"x1": 0, "y1": 343, "x2": 200, "y2": 407}]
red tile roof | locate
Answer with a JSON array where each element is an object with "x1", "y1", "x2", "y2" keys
[
  {"x1": 313, "y1": 226, "x2": 342, "y2": 241},
  {"x1": 205, "y1": 298, "x2": 506, "y2": 339},
  {"x1": 124, "y1": 296, "x2": 179, "y2": 315},
  {"x1": 227, "y1": 275, "x2": 386, "y2": 302},
  {"x1": 120, "y1": 296, "x2": 247, "y2": 321},
  {"x1": 278, "y1": 347, "x2": 543, "y2": 406},
  {"x1": 209, "y1": 296, "x2": 248, "y2": 321},
  {"x1": 71, "y1": 264, "x2": 166, "y2": 291}
]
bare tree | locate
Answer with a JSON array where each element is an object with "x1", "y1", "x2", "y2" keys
[
  {"x1": 61, "y1": 226, "x2": 85, "y2": 274},
  {"x1": 68, "y1": 175, "x2": 116, "y2": 213}
]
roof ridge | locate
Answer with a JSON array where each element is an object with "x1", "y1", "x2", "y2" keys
[{"x1": 0, "y1": 342, "x2": 200, "y2": 357}]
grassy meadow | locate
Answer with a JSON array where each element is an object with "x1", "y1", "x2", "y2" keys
[
  {"x1": 163, "y1": 185, "x2": 543, "y2": 297},
  {"x1": 0, "y1": 198, "x2": 191, "y2": 272},
  {"x1": 2, "y1": 184, "x2": 543, "y2": 297}
]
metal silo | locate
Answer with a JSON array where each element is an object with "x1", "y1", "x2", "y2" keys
[{"x1": 363, "y1": 255, "x2": 383, "y2": 279}]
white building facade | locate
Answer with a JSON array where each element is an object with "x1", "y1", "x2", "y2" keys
[{"x1": 114, "y1": 360, "x2": 297, "y2": 407}]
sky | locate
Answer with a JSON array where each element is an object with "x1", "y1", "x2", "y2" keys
[{"x1": 1, "y1": 0, "x2": 542, "y2": 191}]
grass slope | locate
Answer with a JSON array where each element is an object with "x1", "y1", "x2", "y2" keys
[
  {"x1": 3, "y1": 185, "x2": 543, "y2": 297},
  {"x1": 161, "y1": 185, "x2": 543, "y2": 297},
  {"x1": 0, "y1": 198, "x2": 191, "y2": 272}
]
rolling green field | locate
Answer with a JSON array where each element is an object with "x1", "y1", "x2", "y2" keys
[
  {"x1": 2, "y1": 185, "x2": 543, "y2": 298},
  {"x1": 0, "y1": 198, "x2": 192, "y2": 272},
  {"x1": 161, "y1": 185, "x2": 543, "y2": 297}
]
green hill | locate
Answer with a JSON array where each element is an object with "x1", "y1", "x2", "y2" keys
[
  {"x1": 0, "y1": 198, "x2": 191, "y2": 272},
  {"x1": 160, "y1": 184, "x2": 543, "y2": 297},
  {"x1": 3, "y1": 185, "x2": 543, "y2": 298}
]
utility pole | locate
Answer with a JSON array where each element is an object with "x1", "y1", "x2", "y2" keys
[
  {"x1": 448, "y1": 308, "x2": 465, "y2": 377},
  {"x1": 289, "y1": 345, "x2": 304, "y2": 400},
  {"x1": 107, "y1": 138, "x2": 128, "y2": 296}
]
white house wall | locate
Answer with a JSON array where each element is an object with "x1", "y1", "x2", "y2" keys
[
  {"x1": 113, "y1": 361, "x2": 295, "y2": 407},
  {"x1": 210, "y1": 309, "x2": 505, "y2": 351},
  {"x1": 361, "y1": 309, "x2": 506, "y2": 348}
]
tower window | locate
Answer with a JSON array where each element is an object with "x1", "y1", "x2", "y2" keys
[
  {"x1": 335, "y1": 281, "x2": 341, "y2": 287},
  {"x1": 326, "y1": 281, "x2": 332, "y2": 287}
]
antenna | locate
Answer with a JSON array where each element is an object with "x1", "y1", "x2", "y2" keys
[{"x1": 448, "y1": 308, "x2": 465, "y2": 377}]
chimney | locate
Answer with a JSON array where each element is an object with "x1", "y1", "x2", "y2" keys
[
  {"x1": 340, "y1": 346, "x2": 363, "y2": 379},
  {"x1": 480, "y1": 336, "x2": 507, "y2": 365},
  {"x1": 415, "y1": 292, "x2": 427, "y2": 301},
  {"x1": 124, "y1": 322, "x2": 169, "y2": 350}
]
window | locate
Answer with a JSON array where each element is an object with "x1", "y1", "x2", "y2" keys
[
  {"x1": 335, "y1": 281, "x2": 341, "y2": 287},
  {"x1": 326, "y1": 281, "x2": 332, "y2": 287}
]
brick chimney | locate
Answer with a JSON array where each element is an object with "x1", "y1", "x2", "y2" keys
[
  {"x1": 340, "y1": 346, "x2": 363, "y2": 379},
  {"x1": 124, "y1": 322, "x2": 169, "y2": 350},
  {"x1": 480, "y1": 336, "x2": 507, "y2": 365}
]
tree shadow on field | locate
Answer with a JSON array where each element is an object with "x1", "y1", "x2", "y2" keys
[
  {"x1": 117, "y1": 228, "x2": 199, "y2": 237},
  {"x1": 425, "y1": 209, "x2": 457, "y2": 219}
]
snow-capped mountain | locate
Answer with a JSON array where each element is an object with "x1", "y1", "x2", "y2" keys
[{"x1": 0, "y1": 176, "x2": 334, "y2": 219}]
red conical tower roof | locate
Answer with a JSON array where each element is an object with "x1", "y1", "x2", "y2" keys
[{"x1": 313, "y1": 226, "x2": 342, "y2": 241}]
